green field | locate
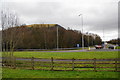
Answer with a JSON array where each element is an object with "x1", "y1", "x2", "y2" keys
[
  {"x1": 3, "y1": 51, "x2": 119, "y2": 59},
  {"x1": 2, "y1": 51, "x2": 120, "y2": 78},
  {"x1": 2, "y1": 68, "x2": 119, "y2": 78}
]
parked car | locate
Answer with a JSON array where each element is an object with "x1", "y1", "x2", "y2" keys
[
  {"x1": 95, "y1": 45, "x2": 104, "y2": 49},
  {"x1": 108, "y1": 46, "x2": 115, "y2": 49}
]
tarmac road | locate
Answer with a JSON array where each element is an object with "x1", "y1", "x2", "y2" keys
[{"x1": 39, "y1": 48, "x2": 120, "y2": 52}]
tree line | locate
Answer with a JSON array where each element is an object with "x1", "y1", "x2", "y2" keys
[
  {"x1": 2, "y1": 24, "x2": 102, "y2": 49},
  {"x1": 107, "y1": 38, "x2": 120, "y2": 46},
  {"x1": 1, "y1": 9, "x2": 102, "y2": 51}
]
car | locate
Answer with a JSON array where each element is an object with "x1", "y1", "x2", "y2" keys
[
  {"x1": 108, "y1": 46, "x2": 115, "y2": 49},
  {"x1": 95, "y1": 45, "x2": 103, "y2": 49}
]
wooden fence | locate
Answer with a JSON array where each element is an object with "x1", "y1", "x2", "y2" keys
[{"x1": 2, "y1": 57, "x2": 120, "y2": 72}]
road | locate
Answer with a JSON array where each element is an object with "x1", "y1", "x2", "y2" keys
[{"x1": 39, "y1": 48, "x2": 120, "y2": 52}]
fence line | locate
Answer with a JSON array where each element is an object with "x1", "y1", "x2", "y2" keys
[{"x1": 2, "y1": 57, "x2": 120, "y2": 72}]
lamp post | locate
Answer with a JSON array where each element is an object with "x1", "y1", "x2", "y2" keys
[
  {"x1": 86, "y1": 32, "x2": 90, "y2": 50},
  {"x1": 57, "y1": 24, "x2": 59, "y2": 50},
  {"x1": 103, "y1": 26, "x2": 105, "y2": 49},
  {"x1": 86, "y1": 32, "x2": 89, "y2": 47},
  {"x1": 79, "y1": 14, "x2": 84, "y2": 50}
]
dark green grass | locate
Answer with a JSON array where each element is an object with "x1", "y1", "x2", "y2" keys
[
  {"x1": 2, "y1": 68, "x2": 119, "y2": 78},
  {"x1": 3, "y1": 51, "x2": 119, "y2": 59}
]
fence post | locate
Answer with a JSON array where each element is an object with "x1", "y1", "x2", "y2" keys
[
  {"x1": 2, "y1": 57, "x2": 4, "y2": 67},
  {"x1": 5, "y1": 56, "x2": 8, "y2": 67},
  {"x1": 93, "y1": 58, "x2": 97, "y2": 72},
  {"x1": 31, "y1": 57, "x2": 34, "y2": 70},
  {"x1": 115, "y1": 58, "x2": 117, "y2": 72},
  {"x1": 72, "y1": 58, "x2": 74, "y2": 71},
  {"x1": 9, "y1": 56, "x2": 12, "y2": 68},
  {"x1": 51, "y1": 57, "x2": 54, "y2": 71},
  {"x1": 13, "y1": 56, "x2": 16, "y2": 69},
  {"x1": 11, "y1": 56, "x2": 14, "y2": 68},
  {"x1": 10, "y1": 55, "x2": 13, "y2": 68}
]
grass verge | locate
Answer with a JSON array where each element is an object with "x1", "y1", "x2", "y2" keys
[
  {"x1": 2, "y1": 67, "x2": 119, "y2": 78},
  {"x1": 7, "y1": 51, "x2": 119, "y2": 59}
]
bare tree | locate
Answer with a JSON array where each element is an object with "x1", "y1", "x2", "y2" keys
[{"x1": 1, "y1": 9, "x2": 22, "y2": 56}]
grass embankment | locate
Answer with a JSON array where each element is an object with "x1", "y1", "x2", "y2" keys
[
  {"x1": 116, "y1": 46, "x2": 120, "y2": 49},
  {"x1": 2, "y1": 68, "x2": 119, "y2": 78},
  {"x1": 9, "y1": 51, "x2": 119, "y2": 59}
]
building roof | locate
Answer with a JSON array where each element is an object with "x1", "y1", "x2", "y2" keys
[{"x1": 26, "y1": 24, "x2": 59, "y2": 28}]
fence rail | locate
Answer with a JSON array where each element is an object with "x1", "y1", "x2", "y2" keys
[{"x1": 2, "y1": 57, "x2": 120, "y2": 72}]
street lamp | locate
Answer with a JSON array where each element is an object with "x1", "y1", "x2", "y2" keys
[
  {"x1": 79, "y1": 14, "x2": 84, "y2": 50},
  {"x1": 56, "y1": 24, "x2": 59, "y2": 50},
  {"x1": 86, "y1": 32, "x2": 91, "y2": 50},
  {"x1": 86, "y1": 32, "x2": 89, "y2": 47}
]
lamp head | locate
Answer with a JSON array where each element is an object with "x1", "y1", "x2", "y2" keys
[{"x1": 79, "y1": 14, "x2": 82, "y2": 16}]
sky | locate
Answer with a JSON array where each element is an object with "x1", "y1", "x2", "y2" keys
[{"x1": 0, "y1": 0, "x2": 119, "y2": 41}]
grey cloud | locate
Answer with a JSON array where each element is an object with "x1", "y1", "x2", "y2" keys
[{"x1": 2, "y1": 0, "x2": 118, "y2": 41}]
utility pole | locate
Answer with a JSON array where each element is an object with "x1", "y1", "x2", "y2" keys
[
  {"x1": 44, "y1": 30, "x2": 47, "y2": 49},
  {"x1": 87, "y1": 32, "x2": 90, "y2": 50},
  {"x1": 43, "y1": 23, "x2": 47, "y2": 49},
  {"x1": 103, "y1": 26, "x2": 105, "y2": 49},
  {"x1": 87, "y1": 32, "x2": 89, "y2": 47},
  {"x1": 79, "y1": 14, "x2": 84, "y2": 50}
]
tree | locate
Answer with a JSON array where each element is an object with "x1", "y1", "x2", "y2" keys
[
  {"x1": 1, "y1": 9, "x2": 22, "y2": 56},
  {"x1": 107, "y1": 38, "x2": 120, "y2": 45},
  {"x1": 2, "y1": 23, "x2": 102, "y2": 50}
]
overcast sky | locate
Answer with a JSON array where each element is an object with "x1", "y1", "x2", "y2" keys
[{"x1": 1, "y1": 0, "x2": 119, "y2": 41}]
